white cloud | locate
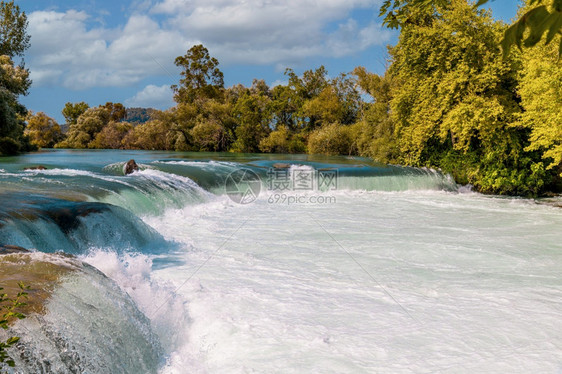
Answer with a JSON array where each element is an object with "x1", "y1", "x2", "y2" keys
[
  {"x1": 152, "y1": 0, "x2": 390, "y2": 65},
  {"x1": 26, "y1": 1, "x2": 391, "y2": 90},
  {"x1": 27, "y1": 10, "x2": 191, "y2": 89},
  {"x1": 125, "y1": 84, "x2": 173, "y2": 108}
]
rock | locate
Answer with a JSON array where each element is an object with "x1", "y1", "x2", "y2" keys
[
  {"x1": 0, "y1": 250, "x2": 80, "y2": 320},
  {"x1": 273, "y1": 163, "x2": 290, "y2": 169},
  {"x1": 0, "y1": 244, "x2": 30, "y2": 254},
  {"x1": 124, "y1": 159, "x2": 139, "y2": 175},
  {"x1": 24, "y1": 165, "x2": 47, "y2": 171}
]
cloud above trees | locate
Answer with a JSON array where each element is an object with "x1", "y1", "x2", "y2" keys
[{"x1": 26, "y1": 0, "x2": 391, "y2": 90}]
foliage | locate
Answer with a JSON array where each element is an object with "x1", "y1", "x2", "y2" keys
[
  {"x1": 172, "y1": 44, "x2": 224, "y2": 104},
  {"x1": 56, "y1": 106, "x2": 110, "y2": 149},
  {"x1": 190, "y1": 100, "x2": 234, "y2": 152},
  {"x1": 352, "y1": 67, "x2": 399, "y2": 162},
  {"x1": 0, "y1": 282, "x2": 29, "y2": 368},
  {"x1": 102, "y1": 102, "x2": 127, "y2": 122},
  {"x1": 380, "y1": 0, "x2": 449, "y2": 29},
  {"x1": 24, "y1": 111, "x2": 63, "y2": 148},
  {"x1": 62, "y1": 102, "x2": 89, "y2": 125},
  {"x1": 0, "y1": 1, "x2": 30, "y2": 58},
  {"x1": 307, "y1": 123, "x2": 359, "y2": 156},
  {"x1": 36, "y1": 32, "x2": 562, "y2": 195},
  {"x1": 383, "y1": 0, "x2": 549, "y2": 195},
  {"x1": 122, "y1": 119, "x2": 174, "y2": 150},
  {"x1": 0, "y1": 2, "x2": 34, "y2": 155},
  {"x1": 126, "y1": 107, "x2": 155, "y2": 124},
  {"x1": 230, "y1": 88, "x2": 272, "y2": 153},
  {"x1": 491, "y1": 0, "x2": 562, "y2": 58},
  {"x1": 381, "y1": 0, "x2": 562, "y2": 58},
  {"x1": 518, "y1": 18, "x2": 562, "y2": 174},
  {"x1": 259, "y1": 125, "x2": 306, "y2": 154},
  {"x1": 0, "y1": 55, "x2": 31, "y2": 155},
  {"x1": 89, "y1": 121, "x2": 133, "y2": 149}
]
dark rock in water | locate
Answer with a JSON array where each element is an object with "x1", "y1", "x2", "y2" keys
[
  {"x1": 44, "y1": 204, "x2": 110, "y2": 234},
  {"x1": 0, "y1": 244, "x2": 30, "y2": 254},
  {"x1": 24, "y1": 165, "x2": 47, "y2": 171},
  {"x1": 124, "y1": 159, "x2": 139, "y2": 175}
]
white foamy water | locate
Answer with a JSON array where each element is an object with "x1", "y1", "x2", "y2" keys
[
  {"x1": 123, "y1": 190, "x2": 562, "y2": 373},
  {"x1": 4, "y1": 151, "x2": 561, "y2": 372}
]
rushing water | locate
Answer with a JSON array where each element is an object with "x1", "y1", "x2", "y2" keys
[{"x1": 0, "y1": 149, "x2": 561, "y2": 373}]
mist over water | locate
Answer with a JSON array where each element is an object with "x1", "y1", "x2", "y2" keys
[{"x1": 1, "y1": 150, "x2": 561, "y2": 373}]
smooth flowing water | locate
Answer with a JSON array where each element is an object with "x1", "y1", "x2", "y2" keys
[{"x1": 0, "y1": 150, "x2": 560, "y2": 373}]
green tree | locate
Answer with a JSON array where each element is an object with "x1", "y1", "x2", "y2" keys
[
  {"x1": 0, "y1": 1, "x2": 31, "y2": 155},
  {"x1": 353, "y1": 67, "x2": 399, "y2": 162},
  {"x1": 518, "y1": 9, "x2": 562, "y2": 176},
  {"x1": 56, "y1": 107, "x2": 110, "y2": 149},
  {"x1": 0, "y1": 55, "x2": 31, "y2": 155},
  {"x1": 259, "y1": 125, "x2": 306, "y2": 154},
  {"x1": 231, "y1": 90, "x2": 272, "y2": 153},
  {"x1": 285, "y1": 66, "x2": 329, "y2": 130},
  {"x1": 123, "y1": 119, "x2": 174, "y2": 150},
  {"x1": 190, "y1": 100, "x2": 235, "y2": 152},
  {"x1": 380, "y1": 0, "x2": 562, "y2": 58},
  {"x1": 388, "y1": 0, "x2": 546, "y2": 195},
  {"x1": 89, "y1": 121, "x2": 133, "y2": 149},
  {"x1": 172, "y1": 44, "x2": 224, "y2": 104},
  {"x1": 307, "y1": 123, "x2": 358, "y2": 156},
  {"x1": 62, "y1": 102, "x2": 89, "y2": 125},
  {"x1": 0, "y1": 1, "x2": 30, "y2": 58},
  {"x1": 103, "y1": 102, "x2": 127, "y2": 122},
  {"x1": 24, "y1": 111, "x2": 63, "y2": 148}
]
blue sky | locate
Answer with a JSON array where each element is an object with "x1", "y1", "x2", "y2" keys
[{"x1": 16, "y1": 0, "x2": 519, "y2": 123}]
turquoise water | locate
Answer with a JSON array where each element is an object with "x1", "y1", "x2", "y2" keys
[{"x1": 0, "y1": 149, "x2": 561, "y2": 373}]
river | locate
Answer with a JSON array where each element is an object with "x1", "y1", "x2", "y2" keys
[{"x1": 0, "y1": 149, "x2": 560, "y2": 373}]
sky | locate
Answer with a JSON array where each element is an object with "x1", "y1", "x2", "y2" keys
[{"x1": 14, "y1": 0, "x2": 519, "y2": 123}]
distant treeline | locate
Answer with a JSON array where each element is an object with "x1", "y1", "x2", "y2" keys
[{"x1": 13, "y1": 0, "x2": 562, "y2": 196}]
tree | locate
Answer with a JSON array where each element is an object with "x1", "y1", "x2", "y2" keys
[
  {"x1": 103, "y1": 102, "x2": 127, "y2": 122},
  {"x1": 307, "y1": 123, "x2": 358, "y2": 156},
  {"x1": 0, "y1": 1, "x2": 31, "y2": 155},
  {"x1": 172, "y1": 44, "x2": 224, "y2": 104},
  {"x1": 0, "y1": 1, "x2": 30, "y2": 58},
  {"x1": 62, "y1": 102, "x2": 89, "y2": 125},
  {"x1": 190, "y1": 100, "x2": 235, "y2": 152},
  {"x1": 285, "y1": 66, "x2": 329, "y2": 130},
  {"x1": 387, "y1": 0, "x2": 547, "y2": 195},
  {"x1": 231, "y1": 90, "x2": 272, "y2": 153},
  {"x1": 123, "y1": 119, "x2": 174, "y2": 150},
  {"x1": 24, "y1": 111, "x2": 63, "y2": 148},
  {"x1": 380, "y1": 0, "x2": 562, "y2": 58},
  {"x1": 89, "y1": 121, "x2": 132, "y2": 149},
  {"x1": 353, "y1": 67, "x2": 398, "y2": 162},
  {"x1": 56, "y1": 107, "x2": 110, "y2": 149},
  {"x1": 259, "y1": 125, "x2": 306, "y2": 154},
  {"x1": 518, "y1": 14, "x2": 562, "y2": 175},
  {"x1": 0, "y1": 55, "x2": 31, "y2": 155}
]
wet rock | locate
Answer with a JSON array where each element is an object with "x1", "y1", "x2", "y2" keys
[
  {"x1": 24, "y1": 165, "x2": 47, "y2": 171},
  {"x1": 273, "y1": 163, "x2": 290, "y2": 169},
  {"x1": 0, "y1": 250, "x2": 79, "y2": 318},
  {"x1": 123, "y1": 159, "x2": 139, "y2": 175},
  {"x1": 0, "y1": 244, "x2": 30, "y2": 254}
]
